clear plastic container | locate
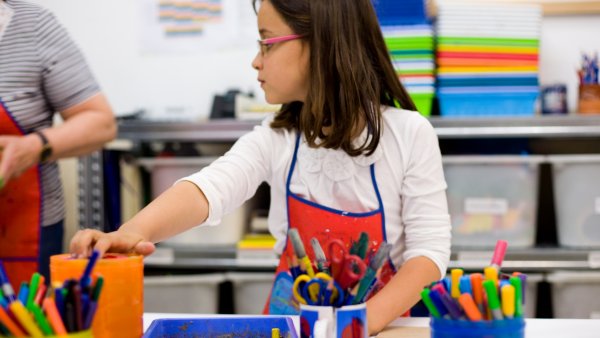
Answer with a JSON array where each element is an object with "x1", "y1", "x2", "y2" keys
[
  {"x1": 144, "y1": 274, "x2": 226, "y2": 314},
  {"x1": 443, "y1": 156, "x2": 543, "y2": 248},
  {"x1": 548, "y1": 155, "x2": 600, "y2": 248},
  {"x1": 547, "y1": 271, "x2": 600, "y2": 319},
  {"x1": 226, "y1": 272, "x2": 275, "y2": 314},
  {"x1": 138, "y1": 157, "x2": 248, "y2": 246}
]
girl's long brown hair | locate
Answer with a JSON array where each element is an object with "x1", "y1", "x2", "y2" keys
[{"x1": 254, "y1": 0, "x2": 416, "y2": 156}]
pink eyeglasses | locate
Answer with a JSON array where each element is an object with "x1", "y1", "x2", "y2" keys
[{"x1": 257, "y1": 34, "x2": 304, "y2": 56}]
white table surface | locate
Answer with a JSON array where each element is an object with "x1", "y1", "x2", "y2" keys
[{"x1": 143, "y1": 313, "x2": 600, "y2": 338}]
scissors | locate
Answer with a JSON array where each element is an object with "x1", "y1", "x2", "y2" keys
[
  {"x1": 292, "y1": 272, "x2": 345, "y2": 306},
  {"x1": 327, "y1": 239, "x2": 367, "y2": 290}
]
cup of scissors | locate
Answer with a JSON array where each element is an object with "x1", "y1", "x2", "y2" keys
[{"x1": 299, "y1": 303, "x2": 367, "y2": 338}]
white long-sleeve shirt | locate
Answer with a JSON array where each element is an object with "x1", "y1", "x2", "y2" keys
[{"x1": 181, "y1": 106, "x2": 451, "y2": 278}]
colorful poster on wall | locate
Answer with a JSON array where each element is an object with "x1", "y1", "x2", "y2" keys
[{"x1": 140, "y1": 0, "x2": 256, "y2": 54}]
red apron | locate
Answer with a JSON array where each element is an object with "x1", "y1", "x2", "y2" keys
[
  {"x1": 264, "y1": 134, "x2": 396, "y2": 314},
  {"x1": 0, "y1": 100, "x2": 41, "y2": 291}
]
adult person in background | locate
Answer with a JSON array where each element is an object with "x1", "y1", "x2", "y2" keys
[{"x1": 0, "y1": 0, "x2": 116, "y2": 286}]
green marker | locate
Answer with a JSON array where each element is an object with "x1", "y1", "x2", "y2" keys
[
  {"x1": 510, "y1": 276, "x2": 523, "y2": 318},
  {"x1": 0, "y1": 176, "x2": 4, "y2": 190},
  {"x1": 483, "y1": 280, "x2": 503, "y2": 320},
  {"x1": 421, "y1": 288, "x2": 440, "y2": 318},
  {"x1": 31, "y1": 304, "x2": 54, "y2": 335},
  {"x1": 27, "y1": 272, "x2": 41, "y2": 310}
]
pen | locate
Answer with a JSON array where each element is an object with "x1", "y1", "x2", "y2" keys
[
  {"x1": 10, "y1": 300, "x2": 44, "y2": 337},
  {"x1": 80, "y1": 250, "x2": 100, "y2": 290},
  {"x1": 0, "y1": 305, "x2": 26, "y2": 336},
  {"x1": 0, "y1": 261, "x2": 17, "y2": 302},
  {"x1": 428, "y1": 289, "x2": 451, "y2": 319},
  {"x1": 509, "y1": 276, "x2": 523, "y2": 318},
  {"x1": 490, "y1": 240, "x2": 508, "y2": 271},
  {"x1": 450, "y1": 269, "x2": 463, "y2": 299},
  {"x1": 353, "y1": 243, "x2": 391, "y2": 304},
  {"x1": 26, "y1": 273, "x2": 41, "y2": 310},
  {"x1": 458, "y1": 293, "x2": 482, "y2": 321},
  {"x1": 288, "y1": 229, "x2": 315, "y2": 277},
  {"x1": 483, "y1": 279, "x2": 503, "y2": 320},
  {"x1": 501, "y1": 284, "x2": 515, "y2": 319},
  {"x1": 420, "y1": 288, "x2": 441, "y2": 318},
  {"x1": 43, "y1": 296, "x2": 67, "y2": 335}
]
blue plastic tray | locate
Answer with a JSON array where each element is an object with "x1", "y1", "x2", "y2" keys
[
  {"x1": 438, "y1": 91, "x2": 538, "y2": 117},
  {"x1": 372, "y1": 0, "x2": 428, "y2": 25},
  {"x1": 143, "y1": 317, "x2": 298, "y2": 338}
]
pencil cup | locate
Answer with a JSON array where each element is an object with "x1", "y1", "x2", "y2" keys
[
  {"x1": 430, "y1": 317, "x2": 525, "y2": 338},
  {"x1": 578, "y1": 84, "x2": 600, "y2": 114},
  {"x1": 299, "y1": 303, "x2": 367, "y2": 338},
  {"x1": 50, "y1": 254, "x2": 144, "y2": 338}
]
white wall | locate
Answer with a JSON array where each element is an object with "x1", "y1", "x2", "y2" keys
[
  {"x1": 33, "y1": 1, "x2": 600, "y2": 116},
  {"x1": 33, "y1": 0, "x2": 261, "y2": 120}
]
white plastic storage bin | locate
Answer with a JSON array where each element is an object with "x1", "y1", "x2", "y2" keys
[
  {"x1": 548, "y1": 155, "x2": 600, "y2": 248},
  {"x1": 547, "y1": 271, "x2": 600, "y2": 319},
  {"x1": 523, "y1": 273, "x2": 543, "y2": 318},
  {"x1": 138, "y1": 157, "x2": 248, "y2": 246},
  {"x1": 144, "y1": 274, "x2": 226, "y2": 314},
  {"x1": 443, "y1": 156, "x2": 543, "y2": 248},
  {"x1": 226, "y1": 272, "x2": 275, "y2": 314}
]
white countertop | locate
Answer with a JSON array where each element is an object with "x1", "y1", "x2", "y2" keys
[{"x1": 143, "y1": 313, "x2": 600, "y2": 338}]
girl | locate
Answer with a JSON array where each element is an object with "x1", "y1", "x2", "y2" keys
[{"x1": 70, "y1": 0, "x2": 451, "y2": 334}]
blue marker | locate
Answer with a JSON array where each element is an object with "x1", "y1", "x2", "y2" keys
[
  {"x1": 17, "y1": 282, "x2": 29, "y2": 304},
  {"x1": 459, "y1": 276, "x2": 472, "y2": 295},
  {"x1": 0, "y1": 261, "x2": 16, "y2": 302},
  {"x1": 428, "y1": 289, "x2": 450, "y2": 319},
  {"x1": 80, "y1": 250, "x2": 100, "y2": 289}
]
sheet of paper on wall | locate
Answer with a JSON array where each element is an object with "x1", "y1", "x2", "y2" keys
[{"x1": 139, "y1": 0, "x2": 257, "y2": 54}]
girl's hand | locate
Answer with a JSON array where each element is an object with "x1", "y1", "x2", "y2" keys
[
  {"x1": 70, "y1": 229, "x2": 156, "y2": 258},
  {"x1": 0, "y1": 134, "x2": 43, "y2": 187}
]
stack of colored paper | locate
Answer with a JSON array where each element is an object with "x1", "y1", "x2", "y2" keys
[
  {"x1": 383, "y1": 24, "x2": 435, "y2": 116},
  {"x1": 435, "y1": 1, "x2": 542, "y2": 117}
]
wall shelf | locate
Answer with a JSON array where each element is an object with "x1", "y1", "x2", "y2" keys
[{"x1": 117, "y1": 115, "x2": 600, "y2": 142}]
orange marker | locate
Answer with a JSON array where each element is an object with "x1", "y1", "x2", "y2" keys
[
  {"x1": 458, "y1": 293, "x2": 483, "y2": 321},
  {"x1": 0, "y1": 306, "x2": 26, "y2": 337},
  {"x1": 43, "y1": 297, "x2": 68, "y2": 335},
  {"x1": 470, "y1": 273, "x2": 485, "y2": 314}
]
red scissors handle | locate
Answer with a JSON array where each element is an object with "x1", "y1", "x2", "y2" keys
[
  {"x1": 327, "y1": 239, "x2": 347, "y2": 280},
  {"x1": 337, "y1": 255, "x2": 367, "y2": 290}
]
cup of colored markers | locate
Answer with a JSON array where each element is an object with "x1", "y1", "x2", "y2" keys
[
  {"x1": 0, "y1": 251, "x2": 103, "y2": 337},
  {"x1": 422, "y1": 240, "x2": 526, "y2": 338}
]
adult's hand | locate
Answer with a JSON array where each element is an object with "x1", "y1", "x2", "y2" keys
[{"x1": 69, "y1": 228, "x2": 156, "y2": 258}]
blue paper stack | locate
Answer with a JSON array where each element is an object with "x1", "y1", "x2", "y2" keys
[
  {"x1": 373, "y1": 0, "x2": 435, "y2": 117},
  {"x1": 436, "y1": 1, "x2": 542, "y2": 117}
]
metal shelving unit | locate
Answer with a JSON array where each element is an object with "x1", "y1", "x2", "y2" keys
[
  {"x1": 79, "y1": 115, "x2": 600, "y2": 270},
  {"x1": 117, "y1": 115, "x2": 600, "y2": 141}
]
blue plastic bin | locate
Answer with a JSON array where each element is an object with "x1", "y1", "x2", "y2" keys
[
  {"x1": 438, "y1": 91, "x2": 538, "y2": 117},
  {"x1": 143, "y1": 317, "x2": 298, "y2": 338},
  {"x1": 430, "y1": 317, "x2": 525, "y2": 338},
  {"x1": 372, "y1": 0, "x2": 428, "y2": 25}
]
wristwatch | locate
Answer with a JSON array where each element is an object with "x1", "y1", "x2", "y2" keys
[{"x1": 34, "y1": 131, "x2": 52, "y2": 163}]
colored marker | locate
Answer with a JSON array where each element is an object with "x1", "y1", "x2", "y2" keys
[
  {"x1": 439, "y1": 292, "x2": 464, "y2": 320},
  {"x1": 17, "y1": 283, "x2": 29, "y2": 305},
  {"x1": 43, "y1": 297, "x2": 67, "y2": 335},
  {"x1": 30, "y1": 304, "x2": 54, "y2": 335},
  {"x1": 26, "y1": 273, "x2": 41, "y2": 310},
  {"x1": 458, "y1": 293, "x2": 482, "y2": 321},
  {"x1": 484, "y1": 266, "x2": 498, "y2": 287},
  {"x1": 421, "y1": 288, "x2": 441, "y2": 318},
  {"x1": 80, "y1": 250, "x2": 100, "y2": 290},
  {"x1": 483, "y1": 279, "x2": 503, "y2": 320},
  {"x1": 0, "y1": 261, "x2": 16, "y2": 302},
  {"x1": 501, "y1": 284, "x2": 515, "y2": 319},
  {"x1": 353, "y1": 243, "x2": 391, "y2": 304},
  {"x1": 10, "y1": 301, "x2": 43, "y2": 337},
  {"x1": 0, "y1": 305, "x2": 26, "y2": 336},
  {"x1": 513, "y1": 272, "x2": 528, "y2": 303},
  {"x1": 288, "y1": 229, "x2": 314, "y2": 277},
  {"x1": 428, "y1": 289, "x2": 450, "y2": 319},
  {"x1": 509, "y1": 276, "x2": 523, "y2": 318},
  {"x1": 459, "y1": 275, "x2": 472, "y2": 295},
  {"x1": 450, "y1": 269, "x2": 463, "y2": 299},
  {"x1": 490, "y1": 240, "x2": 508, "y2": 270}
]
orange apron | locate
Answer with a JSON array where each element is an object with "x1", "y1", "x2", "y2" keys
[
  {"x1": 0, "y1": 100, "x2": 41, "y2": 291},
  {"x1": 264, "y1": 134, "x2": 396, "y2": 314}
]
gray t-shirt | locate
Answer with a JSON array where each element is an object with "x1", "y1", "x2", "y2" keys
[{"x1": 0, "y1": 0, "x2": 100, "y2": 226}]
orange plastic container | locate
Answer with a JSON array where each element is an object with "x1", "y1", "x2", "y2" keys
[{"x1": 50, "y1": 254, "x2": 143, "y2": 338}]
